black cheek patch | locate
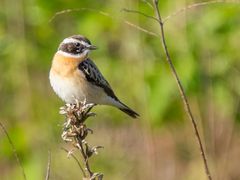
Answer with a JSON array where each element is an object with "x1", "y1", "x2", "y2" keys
[
  {"x1": 59, "y1": 42, "x2": 87, "y2": 55},
  {"x1": 59, "y1": 43, "x2": 78, "y2": 55},
  {"x1": 67, "y1": 44, "x2": 77, "y2": 54}
]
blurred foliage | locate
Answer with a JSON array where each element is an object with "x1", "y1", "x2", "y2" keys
[{"x1": 0, "y1": 0, "x2": 240, "y2": 179}]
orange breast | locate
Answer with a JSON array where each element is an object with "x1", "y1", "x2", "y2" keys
[{"x1": 51, "y1": 53, "x2": 85, "y2": 77}]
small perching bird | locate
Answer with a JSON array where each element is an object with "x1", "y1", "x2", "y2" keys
[{"x1": 49, "y1": 35, "x2": 139, "y2": 118}]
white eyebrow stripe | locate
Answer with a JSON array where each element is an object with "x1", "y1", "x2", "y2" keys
[
  {"x1": 62, "y1": 38, "x2": 79, "y2": 44},
  {"x1": 62, "y1": 38, "x2": 90, "y2": 47}
]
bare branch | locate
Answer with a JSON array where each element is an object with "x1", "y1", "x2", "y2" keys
[
  {"x1": 0, "y1": 121, "x2": 27, "y2": 180},
  {"x1": 49, "y1": 8, "x2": 158, "y2": 37},
  {"x1": 122, "y1": 8, "x2": 159, "y2": 22},
  {"x1": 45, "y1": 150, "x2": 51, "y2": 180},
  {"x1": 152, "y1": 0, "x2": 212, "y2": 179},
  {"x1": 163, "y1": 0, "x2": 240, "y2": 23}
]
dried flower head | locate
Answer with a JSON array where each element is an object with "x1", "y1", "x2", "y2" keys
[{"x1": 60, "y1": 99, "x2": 103, "y2": 180}]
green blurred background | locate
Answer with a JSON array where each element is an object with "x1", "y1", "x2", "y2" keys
[{"x1": 1, "y1": 0, "x2": 240, "y2": 179}]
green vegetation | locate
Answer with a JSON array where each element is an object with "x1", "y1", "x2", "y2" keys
[{"x1": 0, "y1": 0, "x2": 240, "y2": 179}]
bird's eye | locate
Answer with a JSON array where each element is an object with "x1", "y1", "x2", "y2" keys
[{"x1": 76, "y1": 42, "x2": 81, "y2": 47}]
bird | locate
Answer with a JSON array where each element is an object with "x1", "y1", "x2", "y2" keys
[{"x1": 49, "y1": 35, "x2": 139, "y2": 118}]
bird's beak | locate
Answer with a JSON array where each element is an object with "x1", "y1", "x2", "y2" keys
[{"x1": 88, "y1": 45, "x2": 97, "y2": 50}]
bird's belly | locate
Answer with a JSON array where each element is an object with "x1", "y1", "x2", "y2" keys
[
  {"x1": 49, "y1": 72, "x2": 86, "y2": 103},
  {"x1": 49, "y1": 71, "x2": 105, "y2": 104}
]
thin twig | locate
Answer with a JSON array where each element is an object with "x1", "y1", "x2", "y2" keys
[
  {"x1": 123, "y1": 20, "x2": 159, "y2": 37},
  {"x1": 49, "y1": 8, "x2": 159, "y2": 37},
  {"x1": 77, "y1": 139, "x2": 93, "y2": 177},
  {"x1": 121, "y1": 8, "x2": 160, "y2": 37},
  {"x1": 141, "y1": 0, "x2": 154, "y2": 9},
  {"x1": 122, "y1": 8, "x2": 159, "y2": 22},
  {"x1": 0, "y1": 121, "x2": 27, "y2": 180},
  {"x1": 61, "y1": 147, "x2": 86, "y2": 177},
  {"x1": 163, "y1": 0, "x2": 240, "y2": 23},
  {"x1": 152, "y1": 0, "x2": 212, "y2": 179},
  {"x1": 45, "y1": 150, "x2": 51, "y2": 180},
  {"x1": 49, "y1": 8, "x2": 109, "y2": 23}
]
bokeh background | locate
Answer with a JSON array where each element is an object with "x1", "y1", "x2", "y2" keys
[{"x1": 1, "y1": 0, "x2": 240, "y2": 179}]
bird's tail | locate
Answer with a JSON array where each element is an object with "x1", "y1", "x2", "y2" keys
[{"x1": 118, "y1": 103, "x2": 139, "y2": 119}]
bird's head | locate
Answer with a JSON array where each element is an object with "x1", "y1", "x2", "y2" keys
[{"x1": 57, "y1": 35, "x2": 97, "y2": 59}]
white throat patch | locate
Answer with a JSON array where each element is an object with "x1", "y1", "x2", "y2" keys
[{"x1": 57, "y1": 50, "x2": 89, "y2": 58}]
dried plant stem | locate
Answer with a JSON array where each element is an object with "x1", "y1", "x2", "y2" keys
[
  {"x1": 122, "y1": 8, "x2": 159, "y2": 22},
  {"x1": 141, "y1": 0, "x2": 154, "y2": 9},
  {"x1": 152, "y1": 0, "x2": 212, "y2": 180},
  {"x1": 61, "y1": 147, "x2": 86, "y2": 177},
  {"x1": 0, "y1": 121, "x2": 27, "y2": 180},
  {"x1": 60, "y1": 100, "x2": 103, "y2": 180},
  {"x1": 163, "y1": 0, "x2": 240, "y2": 23},
  {"x1": 77, "y1": 137, "x2": 93, "y2": 176},
  {"x1": 123, "y1": 20, "x2": 159, "y2": 37},
  {"x1": 49, "y1": 8, "x2": 159, "y2": 37},
  {"x1": 45, "y1": 150, "x2": 51, "y2": 180}
]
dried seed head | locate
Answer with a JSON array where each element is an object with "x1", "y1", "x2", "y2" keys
[{"x1": 60, "y1": 99, "x2": 103, "y2": 178}]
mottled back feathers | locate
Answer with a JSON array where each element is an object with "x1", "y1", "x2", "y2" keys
[{"x1": 78, "y1": 58, "x2": 119, "y2": 101}]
